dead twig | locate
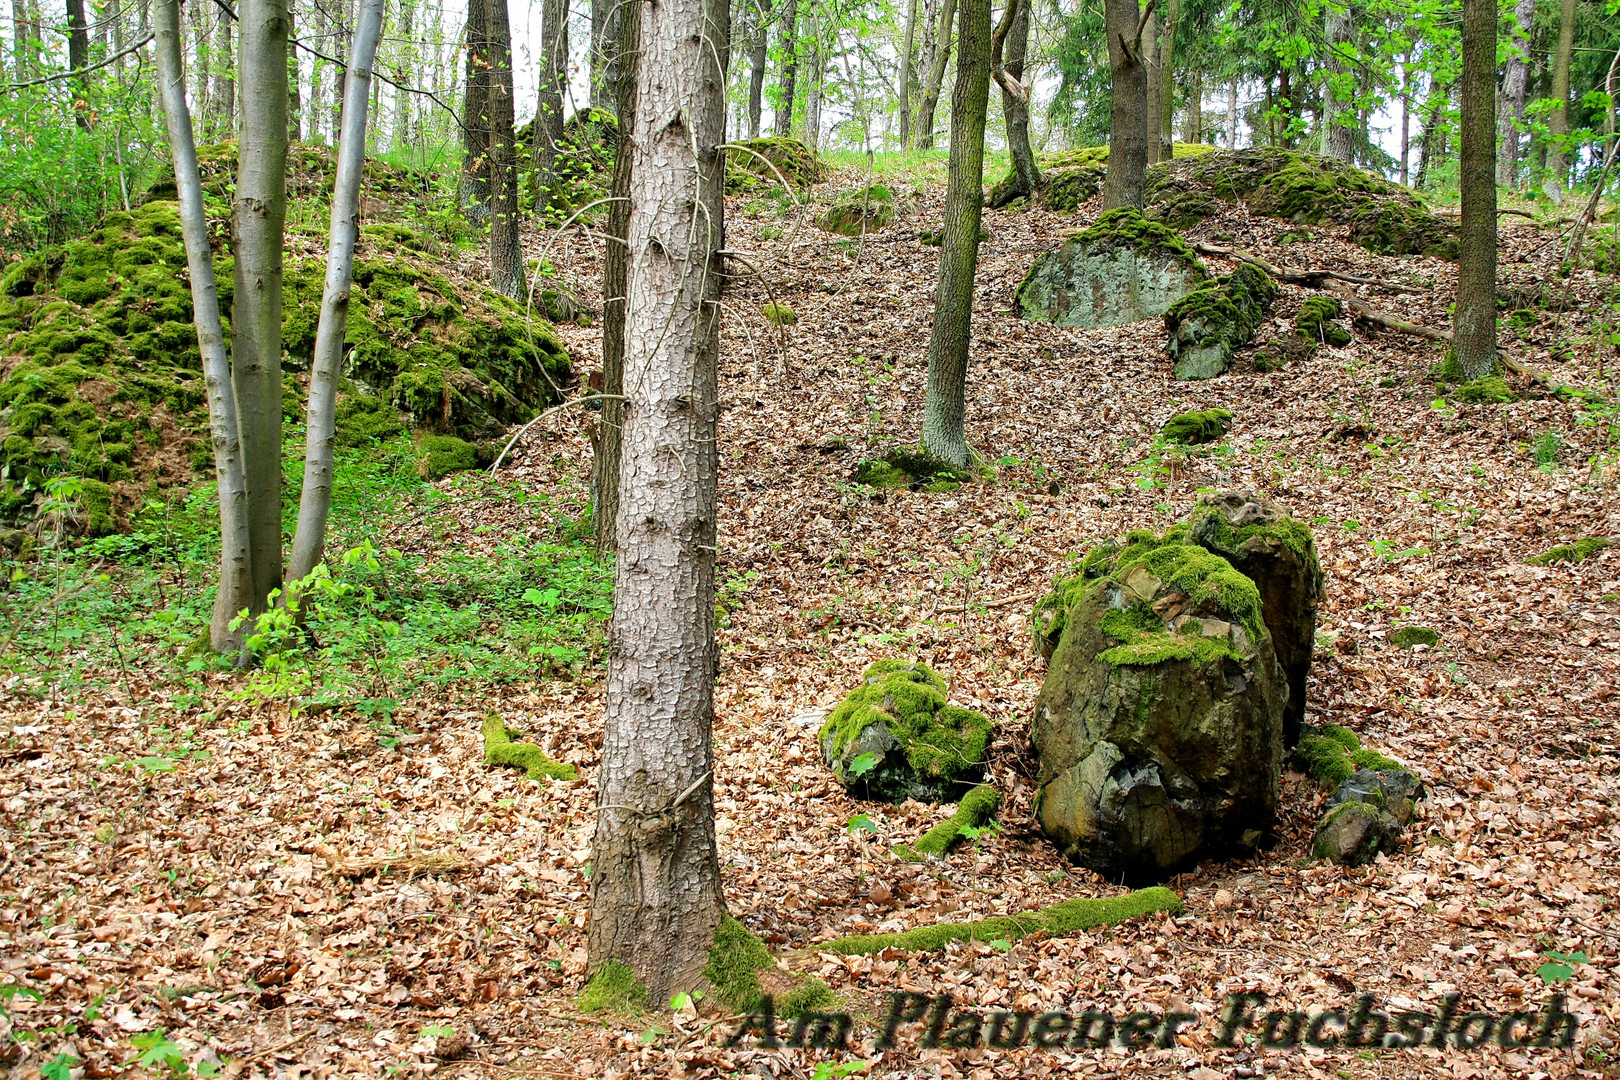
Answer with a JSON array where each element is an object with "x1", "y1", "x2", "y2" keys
[{"x1": 312, "y1": 842, "x2": 470, "y2": 878}]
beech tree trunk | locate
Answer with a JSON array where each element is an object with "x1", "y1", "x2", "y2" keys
[
  {"x1": 989, "y1": 0, "x2": 1038, "y2": 204},
  {"x1": 234, "y1": 0, "x2": 290, "y2": 616},
  {"x1": 913, "y1": 0, "x2": 942, "y2": 145},
  {"x1": 586, "y1": 0, "x2": 729, "y2": 1004},
  {"x1": 1158, "y1": 0, "x2": 1177, "y2": 160},
  {"x1": 914, "y1": 0, "x2": 957, "y2": 149},
  {"x1": 1498, "y1": 0, "x2": 1535, "y2": 188},
  {"x1": 920, "y1": 0, "x2": 990, "y2": 469},
  {"x1": 154, "y1": 0, "x2": 254, "y2": 652},
  {"x1": 485, "y1": 0, "x2": 526, "y2": 299},
  {"x1": 1546, "y1": 0, "x2": 1575, "y2": 198},
  {"x1": 897, "y1": 0, "x2": 919, "y2": 147},
  {"x1": 289, "y1": 0, "x2": 383, "y2": 586},
  {"x1": 1104, "y1": 0, "x2": 1149, "y2": 208},
  {"x1": 802, "y1": 17, "x2": 821, "y2": 148},
  {"x1": 1226, "y1": 80, "x2": 1237, "y2": 147},
  {"x1": 773, "y1": 0, "x2": 796, "y2": 135},
  {"x1": 1321, "y1": 7, "x2": 1355, "y2": 160},
  {"x1": 531, "y1": 0, "x2": 567, "y2": 205},
  {"x1": 1142, "y1": 8, "x2": 1160, "y2": 164},
  {"x1": 461, "y1": 0, "x2": 492, "y2": 222},
  {"x1": 1456, "y1": 0, "x2": 1497, "y2": 380},
  {"x1": 746, "y1": 0, "x2": 770, "y2": 137}
]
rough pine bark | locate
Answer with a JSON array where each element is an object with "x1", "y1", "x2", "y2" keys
[
  {"x1": 1498, "y1": 0, "x2": 1535, "y2": 188},
  {"x1": 461, "y1": 0, "x2": 492, "y2": 223},
  {"x1": 1104, "y1": 0, "x2": 1149, "y2": 208},
  {"x1": 289, "y1": 0, "x2": 383, "y2": 586},
  {"x1": 1456, "y1": 0, "x2": 1497, "y2": 380},
  {"x1": 989, "y1": 0, "x2": 1039, "y2": 205},
  {"x1": 1546, "y1": 0, "x2": 1575, "y2": 198},
  {"x1": 913, "y1": 0, "x2": 957, "y2": 149},
  {"x1": 920, "y1": 0, "x2": 990, "y2": 468},
  {"x1": 154, "y1": 0, "x2": 254, "y2": 652},
  {"x1": 485, "y1": 0, "x2": 526, "y2": 299},
  {"x1": 234, "y1": 0, "x2": 290, "y2": 616},
  {"x1": 773, "y1": 0, "x2": 797, "y2": 135},
  {"x1": 586, "y1": 0, "x2": 729, "y2": 1003}
]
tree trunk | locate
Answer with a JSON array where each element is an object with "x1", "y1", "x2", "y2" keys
[
  {"x1": 1226, "y1": 80, "x2": 1237, "y2": 146},
  {"x1": 1546, "y1": 0, "x2": 1575, "y2": 198},
  {"x1": 1142, "y1": 8, "x2": 1160, "y2": 164},
  {"x1": 531, "y1": 0, "x2": 567, "y2": 207},
  {"x1": 914, "y1": 0, "x2": 957, "y2": 149},
  {"x1": 1320, "y1": 7, "x2": 1355, "y2": 160},
  {"x1": 913, "y1": 0, "x2": 942, "y2": 143},
  {"x1": 312, "y1": 0, "x2": 327, "y2": 141},
  {"x1": 486, "y1": 0, "x2": 525, "y2": 299},
  {"x1": 215, "y1": 8, "x2": 236, "y2": 139},
  {"x1": 1184, "y1": 67, "x2": 1201, "y2": 143},
  {"x1": 590, "y1": 0, "x2": 618, "y2": 108},
  {"x1": 1456, "y1": 0, "x2": 1497, "y2": 380},
  {"x1": 461, "y1": 0, "x2": 492, "y2": 222},
  {"x1": 289, "y1": 0, "x2": 383, "y2": 586},
  {"x1": 920, "y1": 0, "x2": 990, "y2": 469},
  {"x1": 234, "y1": 0, "x2": 290, "y2": 618},
  {"x1": 1104, "y1": 0, "x2": 1149, "y2": 208},
  {"x1": 773, "y1": 0, "x2": 796, "y2": 135},
  {"x1": 1158, "y1": 0, "x2": 1177, "y2": 160},
  {"x1": 594, "y1": 0, "x2": 639, "y2": 555},
  {"x1": 66, "y1": 0, "x2": 91, "y2": 127},
  {"x1": 154, "y1": 0, "x2": 255, "y2": 652},
  {"x1": 803, "y1": 18, "x2": 821, "y2": 148},
  {"x1": 191, "y1": 0, "x2": 210, "y2": 131},
  {"x1": 989, "y1": 0, "x2": 1038, "y2": 204},
  {"x1": 586, "y1": 0, "x2": 728, "y2": 1005},
  {"x1": 12, "y1": 0, "x2": 29, "y2": 79},
  {"x1": 1399, "y1": 61, "x2": 1411, "y2": 185},
  {"x1": 898, "y1": 0, "x2": 920, "y2": 147},
  {"x1": 1414, "y1": 76, "x2": 1449, "y2": 190},
  {"x1": 746, "y1": 0, "x2": 770, "y2": 138},
  {"x1": 393, "y1": 0, "x2": 414, "y2": 149},
  {"x1": 288, "y1": 0, "x2": 303, "y2": 141},
  {"x1": 1498, "y1": 0, "x2": 1534, "y2": 188}
]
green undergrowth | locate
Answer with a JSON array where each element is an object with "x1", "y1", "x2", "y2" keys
[
  {"x1": 1296, "y1": 725, "x2": 1402, "y2": 787},
  {"x1": 0, "y1": 438, "x2": 613, "y2": 706},
  {"x1": 727, "y1": 137, "x2": 823, "y2": 193},
  {"x1": 704, "y1": 915, "x2": 834, "y2": 1017},
  {"x1": 897, "y1": 784, "x2": 1001, "y2": 861},
  {"x1": 482, "y1": 715, "x2": 578, "y2": 781},
  {"x1": 819, "y1": 184, "x2": 896, "y2": 235},
  {"x1": 579, "y1": 960, "x2": 647, "y2": 1015},
  {"x1": 812, "y1": 887, "x2": 1182, "y2": 956},
  {"x1": 1528, "y1": 536, "x2": 1611, "y2": 566}
]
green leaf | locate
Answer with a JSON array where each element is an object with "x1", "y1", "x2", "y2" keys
[
  {"x1": 1537, "y1": 961, "x2": 1574, "y2": 985},
  {"x1": 135, "y1": 756, "x2": 177, "y2": 773},
  {"x1": 848, "y1": 752, "x2": 880, "y2": 778},
  {"x1": 846, "y1": 813, "x2": 879, "y2": 835},
  {"x1": 42, "y1": 1054, "x2": 80, "y2": 1080}
]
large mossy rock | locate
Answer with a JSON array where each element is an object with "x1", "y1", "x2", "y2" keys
[
  {"x1": 1184, "y1": 491, "x2": 1322, "y2": 747},
  {"x1": 1029, "y1": 531, "x2": 1286, "y2": 882},
  {"x1": 820, "y1": 661, "x2": 993, "y2": 803},
  {"x1": 1016, "y1": 208, "x2": 1206, "y2": 328},
  {"x1": 726, "y1": 137, "x2": 824, "y2": 193},
  {"x1": 1164, "y1": 263, "x2": 1278, "y2": 380},
  {"x1": 818, "y1": 184, "x2": 896, "y2": 235}
]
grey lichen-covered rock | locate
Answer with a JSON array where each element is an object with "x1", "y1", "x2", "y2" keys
[
  {"x1": 1324, "y1": 768, "x2": 1425, "y2": 826},
  {"x1": 1164, "y1": 264, "x2": 1278, "y2": 380},
  {"x1": 1184, "y1": 491, "x2": 1322, "y2": 747},
  {"x1": 820, "y1": 660, "x2": 993, "y2": 803},
  {"x1": 1311, "y1": 801, "x2": 1405, "y2": 866},
  {"x1": 1030, "y1": 529, "x2": 1286, "y2": 883},
  {"x1": 1016, "y1": 208, "x2": 1207, "y2": 329}
]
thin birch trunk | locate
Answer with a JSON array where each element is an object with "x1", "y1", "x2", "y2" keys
[{"x1": 773, "y1": 0, "x2": 796, "y2": 135}]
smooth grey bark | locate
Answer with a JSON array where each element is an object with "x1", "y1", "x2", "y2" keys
[
  {"x1": 1158, "y1": 0, "x2": 1176, "y2": 159},
  {"x1": 287, "y1": 0, "x2": 302, "y2": 140},
  {"x1": 920, "y1": 0, "x2": 990, "y2": 469},
  {"x1": 897, "y1": 0, "x2": 920, "y2": 147},
  {"x1": 746, "y1": 0, "x2": 770, "y2": 137},
  {"x1": 1456, "y1": 0, "x2": 1497, "y2": 380},
  {"x1": 486, "y1": 0, "x2": 526, "y2": 299},
  {"x1": 1546, "y1": 0, "x2": 1575, "y2": 198},
  {"x1": 1227, "y1": 80, "x2": 1237, "y2": 146},
  {"x1": 531, "y1": 0, "x2": 567, "y2": 204},
  {"x1": 1104, "y1": 0, "x2": 1149, "y2": 207},
  {"x1": 154, "y1": 0, "x2": 254, "y2": 652},
  {"x1": 914, "y1": 0, "x2": 957, "y2": 149},
  {"x1": 586, "y1": 0, "x2": 728, "y2": 1003},
  {"x1": 1399, "y1": 54, "x2": 1412, "y2": 184},
  {"x1": 288, "y1": 0, "x2": 383, "y2": 587},
  {"x1": 461, "y1": 0, "x2": 492, "y2": 223},
  {"x1": 11, "y1": 0, "x2": 28, "y2": 79},
  {"x1": 989, "y1": 0, "x2": 1039, "y2": 203},
  {"x1": 802, "y1": 14, "x2": 820, "y2": 148},
  {"x1": 913, "y1": 0, "x2": 942, "y2": 143},
  {"x1": 392, "y1": 0, "x2": 414, "y2": 148},
  {"x1": 1498, "y1": 0, "x2": 1534, "y2": 187},
  {"x1": 234, "y1": 0, "x2": 290, "y2": 616},
  {"x1": 212, "y1": 6, "x2": 235, "y2": 138},
  {"x1": 773, "y1": 0, "x2": 796, "y2": 135},
  {"x1": 1320, "y1": 7, "x2": 1355, "y2": 160},
  {"x1": 1142, "y1": 8, "x2": 1160, "y2": 163}
]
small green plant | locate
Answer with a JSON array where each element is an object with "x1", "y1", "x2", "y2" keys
[
  {"x1": 1538, "y1": 949, "x2": 1587, "y2": 984},
  {"x1": 1370, "y1": 537, "x2": 1430, "y2": 563},
  {"x1": 848, "y1": 752, "x2": 880, "y2": 777},
  {"x1": 1531, "y1": 431, "x2": 1564, "y2": 471},
  {"x1": 811, "y1": 1062, "x2": 873, "y2": 1080},
  {"x1": 847, "y1": 813, "x2": 879, "y2": 836},
  {"x1": 132, "y1": 1029, "x2": 186, "y2": 1074},
  {"x1": 42, "y1": 1055, "x2": 80, "y2": 1080}
]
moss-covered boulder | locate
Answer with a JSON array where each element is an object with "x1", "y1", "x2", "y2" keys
[
  {"x1": 1347, "y1": 200, "x2": 1459, "y2": 260},
  {"x1": 761, "y1": 302, "x2": 796, "y2": 326},
  {"x1": 1144, "y1": 189, "x2": 1221, "y2": 229},
  {"x1": 1029, "y1": 529, "x2": 1286, "y2": 882},
  {"x1": 819, "y1": 660, "x2": 993, "y2": 803},
  {"x1": 817, "y1": 184, "x2": 896, "y2": 235},
  {"x1": 1184, "y1": 491, "x2": 1321, "y2": 747},
  {"x1": 518, "y1": 107, "x2": 619, "y2": 218},
  {"x1": 726, "y1": 137, "x2": 823, "y2": 193},
  {"x1": 1161, "y1": 407, "x2": 1232, "y2": 445},
  {"x1": 1164, "y1": 263, "x2": 1278, "y2": 380},
  {"x1": 1017, "y1": 209, "x2": 1207, "y2": 329},
  {"x1": 1041, "y1": 166, "x2": 1106, "y2": 212},
  {"x1": 1296, "y1": 724, "x2": 1402, "y2": 787},
  {"x1": 1311, "y1": 765, "x2": 1424, "y2": 865},
  {"x1": 1295, "y1": 296, "x2": 1351, "y2": 347}
]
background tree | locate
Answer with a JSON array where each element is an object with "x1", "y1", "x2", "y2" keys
[
  {"x1": 1454, "y1": 0, "x2": 1495, "y2": 379},
  {"x1": 1158, "y1": 0, "x2": 1177, "y2": 160},
  {"x1": 461, "y1": 0, "x2": 491, "y2": 223},
  {"x1": 774, "y1": 0, "x2": 797, "y2": 134},
  {"x1": 920, "y1": 0, "x2": 990, "y2": 468},
  {"x1": 1499, "y1": 0, "x2": 1535, "y2": 188},
  {"x1": 1104, "y1": 0, "x2": 1150, "y2": 208},
  {"x1": 1546, "y1": 0, "x2": 1576, "y2": 198},
  {"x1": 897, "y1": 0, "x2": 919, "y2": 146},
  {"x1": 913, "y1": 0, "x2": 957, "y2": 148},
  {"x1": 484, "y1": 0, "x2": 525, "y2": 299},
  {"x1": 1320, "y1": 4, "x2": 1355, "y2": 159},
  {"x1": 989, "y1": 0, "x2": 1039, "y2": 205},
  {"x1": 746, "y1": 0, "x2": 771, "y2": 136},
  {"x1": 530, "y1": 0, "x2": 567, "y2": 205},
  {"x1": 586, "y1": 0, "x2": 729, "y2": 1002}
]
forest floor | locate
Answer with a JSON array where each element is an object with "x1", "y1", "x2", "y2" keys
[{"x1": 3, "y1": 163, "x2": 1620, "y2": 1080}]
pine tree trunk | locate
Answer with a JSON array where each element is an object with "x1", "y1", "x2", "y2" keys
[
  {"x1": 773, "y1": 0, "x2": 797, "y2": 135},
  {"x1": 1414, "y1": 75, "x2": 1449, "y2": 190},
  {"x1": 289, "y1": 0, "x2": 383, "y2": 586},
  {"x1": 920, "y1": 0, "x2": 989, "y2": 469},
  {"x1": 154, "y1": 0, "x2": 255, "y2": 652},
  {"x1": 1547, "y1": 0, "x2": 1575, "y2": 198},
  {"x1": 1184, "y1": 68, "x2": 1201, "y2": 142},
  {"x1": 594, "y1": 0, "x2": 639, "y2": 555},
  {"x1": 746, "y1": 0, "x2": 770, "y2": 138},
  {"x1": 486, "y1": 0, "x2": 525, "y2": 299},
  {"x1": 914, "y1": 0, "x2": 957, "y2": 149},
  {"x1": 989, "y1": 0, "x2": 1038, "y2": 205},
  {"x1": 1498, "y1": 0, "x2": 1535, "y2": 188},
  {"x1": 233, "y1": 0, "x2": 290, "y2": 618},
  {"x1": 1104, "y1": 0, "x2": 1148, "y2": 208},
  {"x1": 586, "y1": 0, "x2": 729, "y2": 1004},
  {"x1": 898, "y1": 0, "x2": 920, "y2": 147},
  {"x1": 1457, "y1": 0, "x2": 1497, "y2": 380},
  {"x1": 531, "y1": 0, "x2": 567, "y2": 206},
  {"x1": 462, "y1": 0, "x2": 492, "y2": 223},
  {"x1": 1321, "y1": 8, "x2": 1355, "y2": 160},
  {"x1": 1142, "y1": 8, "x2": 1160, "y2": 164},
  {"x1": 1158, "y1": 0, "x2": 1177, "y2": 160}
]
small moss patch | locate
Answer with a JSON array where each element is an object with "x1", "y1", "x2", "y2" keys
[
  {"x1": 1390, "y1": 626, "x2": 1440, "y2": 649},
  {"x1": 482, "y1": 714, "x2": 579, "y2": 781},
  {"x1": 1297, "y1": 725, "x2": 1403, "y2": 787},
  {"x1": 703, "y1": 915, "x2": 833, "y2": 1017},
  {"x1": 578, "y1": 959, "x2": 647, "y2": 1015},
  {"x1": 1451, "y1": 376, "x2": 1515, "y2": 404},
  {"x1": 760, "y1": 302, "x2": 796, "y2": 326},
  {"x1": 1076, "y1": 207, "x2": 1200, "y2": 266},
  {"x1": 818, "y1": 185, "x2": 896, "y2": 235},
  {"x1": 1295, "y1": 296, "x2": 1351, "y2": 347},
  {"x1": 418, "y1": 435, "x2": 486, "y2": 481},
  {"x1": 852, "y1": 446, "x2": 978, "y2": 492},
  {"x1": 1161, "y1": 407, "x2": 1232, "y2": 445},
  {"x1": 898, "y1": 784, "x2": 1001, "y2": 860},
  {"x1": 813, "y1": 887, "x2": 1181, "y2": 956},
  {"x1": 1528, "y1": 536, "x2": 1611, "y2": 566}
]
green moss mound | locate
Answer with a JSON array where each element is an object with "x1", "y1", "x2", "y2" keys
[
  {"x1": 1145, "y1": 189, "x2": 1221, "y2": 229},
  {"x1": 818, "y1": 184, "x2": 896, "y2": 235},
  {"x1": 518, "y1": 107, "x2": 619, "y2": 218},
  {"x1": 1451, "y1": 376, "x2": 1515, "y2": 404},
  {"x1": 1295, "y1": 296, "x2": 1351, "y2": 347},
  {"x1": 1041, "y1": 166, "x2": 1105, "y2": 212},
  {"x1": 760, "y1": 302, "x2": 796, "y2": 326},
  {"x1": 726, "y1": 137, "x2": 823, "y2": 193},
  {"x1": 1165, "y1": 263, "x2": 1278, "y2": 380},
  {"x1": 814, "y1": 886, "x2": 1181, "y2": 956},
  {"x1": 578, "y1": 959, "x2": 647, "y2": 1015},
  {"x1": 1076, "y1": 207, "x2": 1200, "y2": 265},
  {"x1": 1161, "y1": 407, "x2": 1232, "y2": 445},
  {"x1": 481, "y1": 715, "x2": 579, "y2": 781},
  {"x1": 819, "y1": 661, "x2": 993, "y2": 802},
  {"x1": 898, "y1": 784, "x2": 1001, "y2": 860},
  {"x1": 704, "y1": 915, "x2": 833, "y2": 1017},
  {"x1": 852, "y1": 446, "x2": 977, "y2": 492},
  {"x1": 1347, "y1": 199, "x2": 1459, "y2": 259},
  {"x1": 417, "y1": 435, "x2": 491, "y2": 481},
  {"x1": 1390, "y1": 625, "x2": 1440, "y2": 649},
  {"x1": 1528, "y1": 536, "x2": 1611, "y2": 566},
  {"x1": 1297, "y1": 724, "x2": 1402, "y2": 787}
]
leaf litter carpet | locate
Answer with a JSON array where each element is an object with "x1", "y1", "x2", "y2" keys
[{"x1": 2, "y1": 171, "x2": 1619, "y2": 1079}]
